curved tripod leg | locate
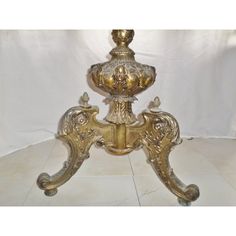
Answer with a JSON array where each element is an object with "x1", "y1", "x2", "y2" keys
[
  {"x1": 37, "y1": 134, "x2": 96, "y2": 196},
  {"x1": 37, "y1": 102, "x2": 101, "y2": 196},
  {"x1": 141, "y1": 111, "x2": 200, "y2": 205}
]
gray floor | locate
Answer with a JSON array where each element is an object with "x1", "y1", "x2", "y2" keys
[{"x1": 0, "y1": 138, "x2": 236, "y2": 206}]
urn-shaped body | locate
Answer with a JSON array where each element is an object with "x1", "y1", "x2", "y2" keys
[{"x1": 88, "y1": 30, "x2": 156, "y2": 97}]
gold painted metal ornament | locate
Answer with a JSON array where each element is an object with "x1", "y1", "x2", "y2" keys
[{"x1": 37, "y1": 30, "x2": 200, "y2": 205}]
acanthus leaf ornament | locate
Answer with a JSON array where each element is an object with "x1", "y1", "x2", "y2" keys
[{"x1": 37, "y1": 30, "x2": 200, "y2": 205}]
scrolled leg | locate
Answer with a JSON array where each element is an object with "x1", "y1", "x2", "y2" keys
[
  {"x1": 37, "y1": 135, "x2": 91, "y2": 196},
  {"x1": 37, "y1": 97, "x2": 101, "y2": 196},
  {"x1": 141, "y1": 111, "x2": 200, "y2": 205}
]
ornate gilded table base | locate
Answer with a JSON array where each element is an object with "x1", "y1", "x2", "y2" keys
[{"x1": 37, "y1": 30, "x2": 200, "y2": 205}]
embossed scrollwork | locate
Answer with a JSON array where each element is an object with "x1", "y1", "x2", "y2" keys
[
  {"x1": 37, "y1": 105, "x2": 102, "y2": 196},
  {"x1": 140, "y1": 111, "x2": 200, "y2": 205},
  {"x1": 37, "y1": 30, "x2": 200, "y2": 205}
]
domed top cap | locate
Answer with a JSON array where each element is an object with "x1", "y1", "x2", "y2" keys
[
  {"x1": 112, "y1": 30, "x2": 134, "y2": 47},
  {"x1": 110, "y1": 30, "x2": 135, "y2": 58}
]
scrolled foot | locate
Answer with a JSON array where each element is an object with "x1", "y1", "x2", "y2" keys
[
  {"x1": 184, "y1": 184, "x2": 200, "y2": 202},
  {"x1": 177, "y1": 184, "x2": 200, "y2": 206},
  {"x1": 37, "y1": 173, "x2": 51, "y2": 190},
  {"x1": 37, "y1": 172, "x2": 58, "y2": 196}
]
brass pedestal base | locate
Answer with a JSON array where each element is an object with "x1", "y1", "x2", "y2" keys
[
  {"x1": 37, "y1": 30, "x2": 199, "y2": 205},
  {"x1": 37, "y1": 93, "x2": 200, "y2": 206}
]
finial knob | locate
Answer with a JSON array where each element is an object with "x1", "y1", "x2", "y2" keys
[
  {"x1": 79, "y1": 92, "x2": 91, "y2": 108},
  {"x1": 149, "y1": 96, "x2": 161, "y2": 112},
  {"x1": 112, "y1": 30, "x2": 134, "y2": 47}
]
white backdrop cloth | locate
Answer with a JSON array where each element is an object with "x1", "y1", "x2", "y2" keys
[{"x1": 1, "y1": 30, "x2": 236, "y2": 157}]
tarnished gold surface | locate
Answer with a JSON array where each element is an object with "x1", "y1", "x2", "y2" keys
[
  {"x1": 89, "y1": 30, "x2": 155, "y2": 97},
  {"x1": 37, "y1": 30, "x2": 200, "y2": 205}
]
